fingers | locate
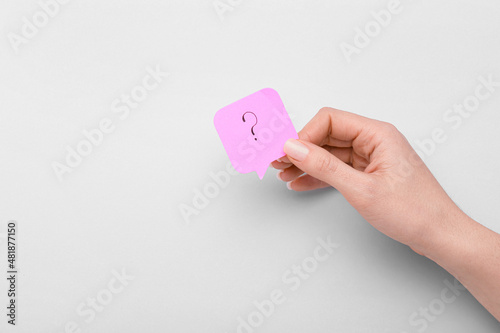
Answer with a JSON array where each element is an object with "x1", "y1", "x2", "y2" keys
[
  {"x1": 298, "y1": 107, "x2": 369, "y2": 144},
  {"x1": 287, "y1": 174, "x2": 331, "y2": 192},
  {"x1": 271, "y1": 156, "x2": 291, "y2": 170},
  {"x1": 274, "y1": 108, "x2": 379, "y2": 192},
  {"x1": 323, "y1": 146, "x2": 352, "y2": 165},
  {"x1": 273, "y1": 146, "x2": 357, "y2": 172},
  {"x1": 271, "y1": 160, "x2": 293, "y2": 170},
  {"x1": 273, "y1": 108, "x2": 373, "y2": 171},
  {"x1": 298, "y1": 108, "x2": 381, "y2": 160},
  {"x1": 278, "y1": 156, "x2": 290, "y2": 163},
  {"x1": 324, "y1": 146, "x2": 370, "y2": 171},
  {"x1": 275, "y1": 146, "x2": 356, "y2": 183},
  {"x1": 283, "y1": 138, "x2": 371, "y2": 196},
  {"x1": 277, "y1": 165, "x2": 304, "y2": 182}
]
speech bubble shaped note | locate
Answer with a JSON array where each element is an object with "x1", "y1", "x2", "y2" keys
[{"x1": 214, "y1": 88, "x2": 298, "y2": 179}]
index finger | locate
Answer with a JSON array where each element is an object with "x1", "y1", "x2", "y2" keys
[{"x1": 298, "y1": 107, "x2": 377, "y2": 148}]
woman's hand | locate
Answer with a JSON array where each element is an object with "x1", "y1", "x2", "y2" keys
[
  {"x1": 272, "y1": 107, "x2": 500, "y2": 321},
  {"x1": 272, "y1": 107, "x2": 458, "y2": 252}
]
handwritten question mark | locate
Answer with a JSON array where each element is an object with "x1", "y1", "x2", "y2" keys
[{"x1": 242, "y1": 111, "x2": 258, "y2": 141}]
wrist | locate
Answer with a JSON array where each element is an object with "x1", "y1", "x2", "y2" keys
[
  {"x1": 409, "y1": 201, "x2": 471, "y2": 263},
  {"x1": 413, "y1": 203, "x2": 478, "y2": 274}
]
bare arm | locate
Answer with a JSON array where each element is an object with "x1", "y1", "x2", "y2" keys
[
  {"x1": 423, "y1": 210, "x2": 500, "y2": 319},
  {"x1": 272, "y1": 107, "x2": 500, "y2": 320}
]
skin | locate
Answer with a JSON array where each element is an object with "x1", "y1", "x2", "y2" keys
[{"x1": 272, "y1": 107, "x2": 500, "y2": 321}]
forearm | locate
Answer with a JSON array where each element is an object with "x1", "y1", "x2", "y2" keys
[
  {"x1": 276, "y1": 108, "x2": 500, "y2": 320},
  {"x1": 421, "y1": 208, "x2": 500, "y2": 321}
]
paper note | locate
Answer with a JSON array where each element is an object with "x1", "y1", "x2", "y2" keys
[{"x1": 214, "y1": 88, "x2": 298, "y2": 179}]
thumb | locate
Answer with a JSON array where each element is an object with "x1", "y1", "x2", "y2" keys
[{"x1": 283, "y1": 138, "x2": 369, "y2": 194}]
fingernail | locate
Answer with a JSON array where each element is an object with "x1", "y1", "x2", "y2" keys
[
  {"x1": 276, "y1": 170, "x2": 284, "y2": 181},
  {"x1": 286, "y1": 181, "x2": 293, "y2": 190},
  {"x1": 277, "y1": 158, "x2": 282, "y2": 162},
  {"x1": 284, "y1": 139, "x2": 309, "y2": 162}
]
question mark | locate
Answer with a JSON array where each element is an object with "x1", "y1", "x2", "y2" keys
[{"x1": 242, "y1": 111, "x2": 258, "y2": 141}]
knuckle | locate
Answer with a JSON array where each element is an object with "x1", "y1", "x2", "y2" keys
[
  {"x1": 381, "y1": 122, "x2": 398, "y2": 133},
  {"x1": 318, "y1": 107, "x2": 332, "y2": 115},
  {"x1": 377, "y1": 121, "x2": 403, "y2": 141}
]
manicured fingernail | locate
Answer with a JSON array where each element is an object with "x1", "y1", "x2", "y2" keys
[
  {"x1": 284, "y1": 139, "x2": 309, "y2": 162},
  {"x1": 286, "y1": 181, "x2": 293, "y2": 190},
  {"x1": 277, "y1": 158, "x2": 282, "y2": 162},
  {"x1": 276, "y1": 170, "x2": 284, "y2": 181}
]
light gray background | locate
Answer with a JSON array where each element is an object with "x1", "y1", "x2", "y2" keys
[{"x1": 1, "y1": 0, "x2": 500, "y2": 332}]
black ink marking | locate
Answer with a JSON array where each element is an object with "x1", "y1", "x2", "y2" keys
[{"x1": 242, "y1": 112, "x2": 258, "y2": 140}]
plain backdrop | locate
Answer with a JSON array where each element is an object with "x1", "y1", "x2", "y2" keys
[{"x1": 1, "y1": 0, "x2": 500, "y2": 332}]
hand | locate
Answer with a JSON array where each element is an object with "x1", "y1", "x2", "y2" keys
[
  {"x1": 272, "y1": 107, "x2": 500, "y2": 321},
  {"x1": 272, "y1": 107, "x2": 458, "y2": 252}
]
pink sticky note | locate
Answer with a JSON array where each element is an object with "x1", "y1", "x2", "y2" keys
[{"x1": 214, "y1": 88, "x2": 298, "y2": 179}]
